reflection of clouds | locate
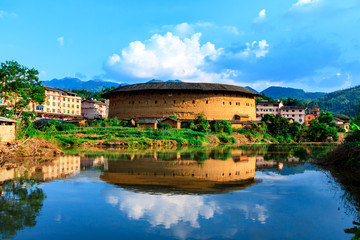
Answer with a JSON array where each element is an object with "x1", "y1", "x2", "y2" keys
[
  {"x1": 105, "y1": 190, "x2": 217, "y2": 229},
  {"x1": 105, "y1": 188, "x2": 270, "y2": 233},
  {"x1": 256, "y1": 172, "x2": 288, "y2": 181},
  {"x1": 233, "y1": 203, "x2": 269, "y2": 224}
]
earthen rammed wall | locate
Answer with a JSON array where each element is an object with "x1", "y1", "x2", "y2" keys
[
  {"x1": 0, "y1": 125, "x2": 16, "y2": 142},
  {"x1": 108, "y1": 90, "x2": 256, "y2": 120}
]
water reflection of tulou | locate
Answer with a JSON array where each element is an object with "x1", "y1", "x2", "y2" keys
[
  {"x1": 0, "y1": 155, "x2": 81, "y2": 184},
  {"x1": 100, "y1": 150, "x2": 258, "y2": 193}
]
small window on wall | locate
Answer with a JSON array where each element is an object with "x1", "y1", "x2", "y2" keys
[
  {"x1": 173, "y1": 100, "x2": 176, "y2": 104},
  {"x1": 132, "y1": 101, "x2": 134, "y2": 104},
  {"x1": 155, "y1": 100, "x2": 158, "y2": 104},
  {"x1": 223, "y1": 102, "x2": 225, "y2": 105},
  {"x1": 229, "y1": 102, "x2": 232, "y2": 105},
  {"x1": 206, "y1": 100, "x2": 208, "y2": 104},
  {"x1": 138, "y1": 101, "x2": 140, "y2": 104},
  {"x1": 129, "y1": 101, "x2": 131, "y2": 104},
  {"x1": 236, "y1": 102, "x2": 240, "y2": 106},
  {"x1": 164, "y1": 100, "x2": 167, "y2": 104},
  {"x1": 146, "y1": 100, "x2": 149, "y2": 104}
]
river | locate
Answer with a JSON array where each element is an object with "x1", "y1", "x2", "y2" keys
[{"x1": 1, "y1": 144, "x2": 359, "y2": 239}]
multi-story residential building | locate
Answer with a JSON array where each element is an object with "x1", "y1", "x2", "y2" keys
[
  {"x1": 33, "y1": 86, "x2": 82, "y2": 120},
  {"x1": 81, "y1": 99, "x2": 108, "y2": 120},
  {"x1": 307, "y1": 106, "x2": 320, "y2": 117},
  {"x1": 280, "y1": 106, "x2": 306, "y2": 123},
  {"x1": 256, "y1": 100, "x2": 283, "y2": 120}
]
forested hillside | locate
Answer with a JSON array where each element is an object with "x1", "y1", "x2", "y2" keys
[{"x1": 308, "y1": 85, "x2": 360, "y2": 117}]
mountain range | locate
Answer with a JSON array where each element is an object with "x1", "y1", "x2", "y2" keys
[
  {"x1": 43, "y1": 78, "x2": 120, "y2": 91},
  {"x1": 260, "y1": 86, "x2": 326, "y2": 100}
]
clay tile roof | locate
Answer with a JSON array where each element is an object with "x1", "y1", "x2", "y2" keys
[
  {"x1": 0, "y1": 117, "x2": 17, "y2": 123},
  {"x1": 44, "y1": 86, "x2": 78, "y2": 96},
  {"x1": 280, "y1": 106, "x2": 306, "y2": 110},
  {"x1": 102, "y1": 82, "x2": 260, "y2": 98},
  {"x1": 135, "y1": 118, "x2": 159, "y2": 124},
  {"x1": 161, "y1": 117, "x2": 180, "y2": 122}
]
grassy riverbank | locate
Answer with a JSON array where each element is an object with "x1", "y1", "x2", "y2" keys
[
  {"x1": 27, "y1": 114, "x2": 344, "y2": 148},
  {"x1": 34, "y1": 125, "x2": 252, "y2": 147}
]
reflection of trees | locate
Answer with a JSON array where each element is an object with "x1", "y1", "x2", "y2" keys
[
  {"x1": 325, "y1": 169, "x2": 360, "y2": 239},
  {"x1": 209, "y1": 147, "x2": 232, "y2": 161},
  {"x1": 0, "y1": 178, "x2": 46, "y2": 239},
  {"x1": 263, "y1": 145, "x2": 291, "y2": 161}
]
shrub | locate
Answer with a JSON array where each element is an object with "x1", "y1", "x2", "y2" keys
[
  {"x1": 345, "y1": 123, "x2": 360, "y2": 143},
  {"x1": 169, "y1": 115, "x2": 178, "y2": 120},
  {"x1": 158, "y1": 122, "x2": 172, "y2": 130},
  {"x1": 188, "y1": 122, "x2": 195, "y2": 129},
  {"x1": 39, "y1": 120, "x2": 77, "y2": 132},
  {"x1": 120, "y1": 119, "x2": 133, "y2": 127},
  {"x1": 104, "y1": 118, "x2": 119, "y2": 126},
  {"x1": 194, "y1": 114, "x2": 207, "y2": 125},
  {"x1": 218, "y1": 134, "x2": 236, "y2": 144},
  {"x1": 336, "y1": 126, "x2": 346, "y2": 132},
  {"x1": 212, "y1": 120, "x2": 232, "y2": 134},
  {"x1": 196, "y1": 122, "x2": 209, "y2": 132}
]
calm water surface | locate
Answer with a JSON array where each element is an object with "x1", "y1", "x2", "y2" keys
[{"x1": 1, "y1": 144, "x2": 359, "y2": 240}]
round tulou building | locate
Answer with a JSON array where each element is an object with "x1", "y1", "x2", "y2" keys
[{"x1": 103, "y1": 82, "x2": 260, "y2": 121}]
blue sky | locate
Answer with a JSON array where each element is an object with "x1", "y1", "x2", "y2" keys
[{"x1": 1, "y1": 0, "x2": 359, "y2": 92}]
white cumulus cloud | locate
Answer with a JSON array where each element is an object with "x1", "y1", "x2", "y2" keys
[
  {"x1": 254, "y1": 9, "x2": 266, "y2": 23},
  {"x1": 104, "y1": 30, "x2": 270, "y2": 84},
  {"x1": 105, "y1": 32, "x2": 224, "y2": 81},
  {"x1": 57, "y1": 37, "x2": 64, "y2": 47},
  {"x1": 293, "y1": 0, "x2": 320, "y2": 7},
  {"x1": 235, "y1": 40, "x2": 270, "y2": 58}
]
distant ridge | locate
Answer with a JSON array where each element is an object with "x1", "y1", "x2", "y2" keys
[
  {"x1": 245, "y1": 86, "x2": 259, "y2": 94},
  {"x1": 44, "y1": 77, "x2": 120, "y2": 92},
  {"x1": 261, "y1": 86, "x2": 326, "y2": 100}
]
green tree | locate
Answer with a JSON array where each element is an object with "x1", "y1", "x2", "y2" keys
[
  {"x1": 318, "y1": 111, "x2": 336, "y2": 127},
  {"x1": 282, "y1": 98, "x2": 305, "y2": 107},
  {"x1": 307, "y1": 119, "x2": 338, "y2": 142},
  {"x1": 355, "y1": 103, "x2": 360, "y2": 125},
  {"x1": 194, "y1": 114, "x2": 209, "y2": 132},
  {"x1": 212, "y1": 120, "x2": 233, "y2": 134},
  {"x1": 0, "y1": 61, "x2": 45, "y2": 126}
]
